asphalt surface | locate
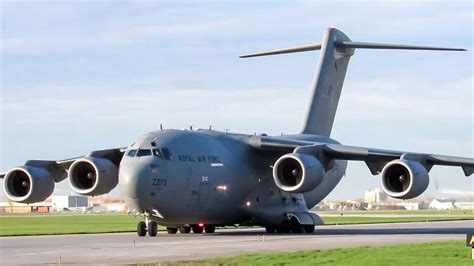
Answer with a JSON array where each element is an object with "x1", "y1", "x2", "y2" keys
[{"x1": 0, "y1": 220, "x2": 472, "y2": 264}]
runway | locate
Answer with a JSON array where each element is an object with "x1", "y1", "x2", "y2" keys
[{"x1": 1, "y1": 220, "x2": 472, "y2": 264}]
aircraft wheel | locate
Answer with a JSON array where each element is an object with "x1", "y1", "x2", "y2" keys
[
  {"x1": 276, "y1": 226, "x2": 290, "y2": 234},
  {"x1": 166, "y1": 227, "x2": 178, "y2": 234},
  {"x1": 290, "y1": 224, "x2": 304, "y2": 233},
  {"x1": 148, "y1": 221, "x2": 158, "y2": 237},
  {"x1": 137, "y1": 221, "x2": 147, "y2": 237},
  {"x1": 303, "y1": 225, "x2": 315, "y2": 233},
  {"x1": 289, "y1": 218, "x2": 303, "y2": 233},
  {"x1": 265, "y1": 226, "x2": 276, "y2": 233},
  {"x1": 191, "y1": 224, "x2": 204, "y2": 233},
  {"x1": 204, "y1": 225, "x2": 216, "y2": 233},
  {"x1": 179, "y1": 226, "x2": 191, "y2": 234}
]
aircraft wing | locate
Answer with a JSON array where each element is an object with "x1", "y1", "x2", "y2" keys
[
  {"x1": 248, "y1": 135, "x2": 474, "y2": 176},
  {"x1": 0, "y1": 148, "x2": 126, "y2": 181}
]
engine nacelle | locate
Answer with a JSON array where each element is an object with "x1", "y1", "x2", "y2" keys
[
  {"x1": 3, "y1": 166, "x2": 54, "y2": 203},
  {"x1": 381, "y1": 159, "x2": 429, "y2": 199},
  {"x1": 68, "y1": 157, "x2": 118, "y2": 196},
  {"x1": 273, "y1": 153, "x2": 325, "y2": 193}
]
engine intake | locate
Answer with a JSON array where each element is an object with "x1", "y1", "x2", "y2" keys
[
  {"x1": 69, "y1": 157, "x2": 118, "y2": 196},
  {"x1": 381, "y1": 159, "x2": 429, "y2": 199},
  {"x1": 3, "y1": 166, "x2": 54, "y2": 203},
  {"x1": 273, "y1": 153, "x2": 324, "y2": 193}
]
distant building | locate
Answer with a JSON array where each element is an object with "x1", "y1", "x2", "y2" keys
[
  {"x1": 396, "y1": 202, "x2": 428, "y2": 210},
  {"x1": 52, "y1": 195, "x2": 88, "y2": 212},
  {"x1": 364, "y1": 188, "x2": 387, "y2": 204},
  {"x1": 0, "y1": 201, "x2": 51, "y2": 213},
  {"x1": 429, "y1": 199, "x2": 455, "y2": 210}
]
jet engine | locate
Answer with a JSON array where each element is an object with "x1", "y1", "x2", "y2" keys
[
  {"x1": 68, "y1": 157, "x2": 118, "y2": 196},
  {"x1": 381, "y1": 159, "x2": 429, "y2": 199},
  {"x1": 273, "y1": 153, "x2": 325, "y2": 193},
  {"x1": 3, "y1": 166, "x2": 54, "y2": 203}
]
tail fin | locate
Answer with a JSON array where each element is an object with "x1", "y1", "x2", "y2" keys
[{"x1": 240, "y1": 27, "x2": 465, "y2": 136}]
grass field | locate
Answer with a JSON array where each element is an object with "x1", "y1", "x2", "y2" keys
[
  {"x1": 318, "y1": 209, "x2": 473, "y2": 215},
  {"x1": 0, "y1": 213, "x2": 143, "y2": 236},
  {"x1": 1, "y1": 211, "x2": 473, "y2": 236},
  {"x1": 174, "y1": 240, "x2": 473, "y2": 265}
]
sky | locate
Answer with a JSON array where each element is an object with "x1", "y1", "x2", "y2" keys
[{"x1": 0, "y1": 0, "x2": 472, "y2": 200}]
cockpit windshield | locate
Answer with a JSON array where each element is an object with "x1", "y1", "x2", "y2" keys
[{"x1": 136, "y1": 149, "x2": 152, "y2": 157}]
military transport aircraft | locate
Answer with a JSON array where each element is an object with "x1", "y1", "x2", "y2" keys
[{"x1": 2, "y1": 27, "x2": 472, "y2": 236}]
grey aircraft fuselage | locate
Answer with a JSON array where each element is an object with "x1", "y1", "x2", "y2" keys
[{"x1": 120, "y1": 129, "x2": 346, "y2": 227}]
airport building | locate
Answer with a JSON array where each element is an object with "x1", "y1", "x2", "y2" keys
[
  {"x1": 0, "y1": 201, "x2": 51, "y2": 213},
  {"x1": 429, "y1": 199, "x2": 455, "y2": 210},
  {"x1": 364, "y1": 188, "x2": 388, "y2": 204},
  {"x1": 52, "y1": 195, "x2": 88, "y2": 212}
]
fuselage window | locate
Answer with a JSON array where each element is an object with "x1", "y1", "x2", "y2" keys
[
  {"x1": 127, "y1": 149, "x2": 137, "y2": 157},
  {"x1": 162, "y1": 148, "x2": 173, "y2": 160},
  {"x1": 152, "y1": 149, "x2": 163, "y2": 159},
  {"x1": 137, "y1": 149, "x2": 152, "y2": 157}
]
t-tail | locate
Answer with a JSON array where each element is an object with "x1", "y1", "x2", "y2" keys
[{"x1": 240, "y1": 27, "x2": 466, "y2": 137}]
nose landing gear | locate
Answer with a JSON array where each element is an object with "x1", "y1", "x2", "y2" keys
[{"x1": 136, "y1": 212, "x2": 158, "y2": 237}]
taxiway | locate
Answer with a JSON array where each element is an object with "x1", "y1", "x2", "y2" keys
[{"x1": 0, "y1": 220, "x2": 472, "y2": 264}]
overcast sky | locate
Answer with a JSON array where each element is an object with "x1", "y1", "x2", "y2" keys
[{"x1": 1, "y1": 0, "x2": 472, "y2": 200}]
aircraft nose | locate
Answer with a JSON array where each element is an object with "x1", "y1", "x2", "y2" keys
[{"x1": 119, "y1": 162, "x2": 150, "y2": 201}]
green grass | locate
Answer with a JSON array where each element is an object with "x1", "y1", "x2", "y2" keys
[
  {"x1": 322, "y1": 216, "x2": 474, "y2": 225},
  {"x1": 319, "y1": 209, "x2": 474, "y2": 215},
  {"x1": 175, "y1": 240, "x2": 473, "y2": 265},
  {"x1": 0, "y1": 212, "x2": 472, "y2": 237},
  {"x1": 0, "y1": 213, "x2": 143, "y2": 236}
]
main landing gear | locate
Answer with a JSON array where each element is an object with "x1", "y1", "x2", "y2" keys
[
  {"x1": 171, "y1": 224, "x2": 215, "y2": 234},
  {"x1": 265, "y1": 220, "x2": 315, "y2": 234},
  {"x1": 136, "y1": 221, "x2": 217, "y2": 236}
]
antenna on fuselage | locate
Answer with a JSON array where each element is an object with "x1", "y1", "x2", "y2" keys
[{"x1": 160, "y1": 124, "x2": 163, "y2": 130}]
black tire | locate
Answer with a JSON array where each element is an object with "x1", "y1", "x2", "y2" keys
[
  {"x1": 265, "y1": 226, "x2": 276, "y2": 233},
  {"x1": 137, "y1": 221, "x2": 146, "y2": 237},
  {"x1": 289, "y1": 218, "x2": 303, "y2": 233},
  {"x1": 166, "y1": 227, "x2": 178, "y2": 234},
  {"x1": 303, "y1": 225, "x2": 315, "y2": 233},
  {"x1": 204, "y1": 225, "x2": 216, "y2": 233},
  {"x1": 148, "y1": 221, "x2": 158, "y2": 237},
  {"x1": 276, "y1": 226, "x2": 290, "y2": 233},
  {"x1": 191, "y1": 224, "x2": 204, "y2": 233},
  {"x1": 178, "y1": 226, "x2": 191, "y2": 234},
  {"x1": 290, "y1": 224, "x2": 304, "y2": 233}
]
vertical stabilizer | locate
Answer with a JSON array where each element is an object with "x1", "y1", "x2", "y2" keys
[
  {"x1": 301, "y1": 28, "x2": 354, "y2": 136},
  {"x1": 240, "y1": 27, "x2": 465, "y2": 137}
]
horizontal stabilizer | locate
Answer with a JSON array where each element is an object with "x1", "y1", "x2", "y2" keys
[
  {"x1": 239, "y1": 43, "x2": 322, "y2": 58},
  {"x1": 240, "y1": 41, "x2": 465, "y2": 58},
  {"x1": 335, "y1": 41, "x2": 466, "y2": 51}
]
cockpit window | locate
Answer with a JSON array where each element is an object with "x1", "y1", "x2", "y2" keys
[
  {"x1": 152, "y1": 149, "x2": 163, "y2": 159},
  {"x1": 162, "y1": 148, "x2": 173, "y2": 160},
  {"x1": 136, "y1": 149, "x2": 152, "y2": 157},
  {"x1": 127, "y1": 149, "x2": 137, "y2": 157}
]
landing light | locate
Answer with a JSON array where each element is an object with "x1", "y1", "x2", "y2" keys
[
  {"x1": 246, "y1": 201, "x2": 251, "y2": 207},
  {"x1": 216, "y1": 185, "x2": 228, "y2": 191}
]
